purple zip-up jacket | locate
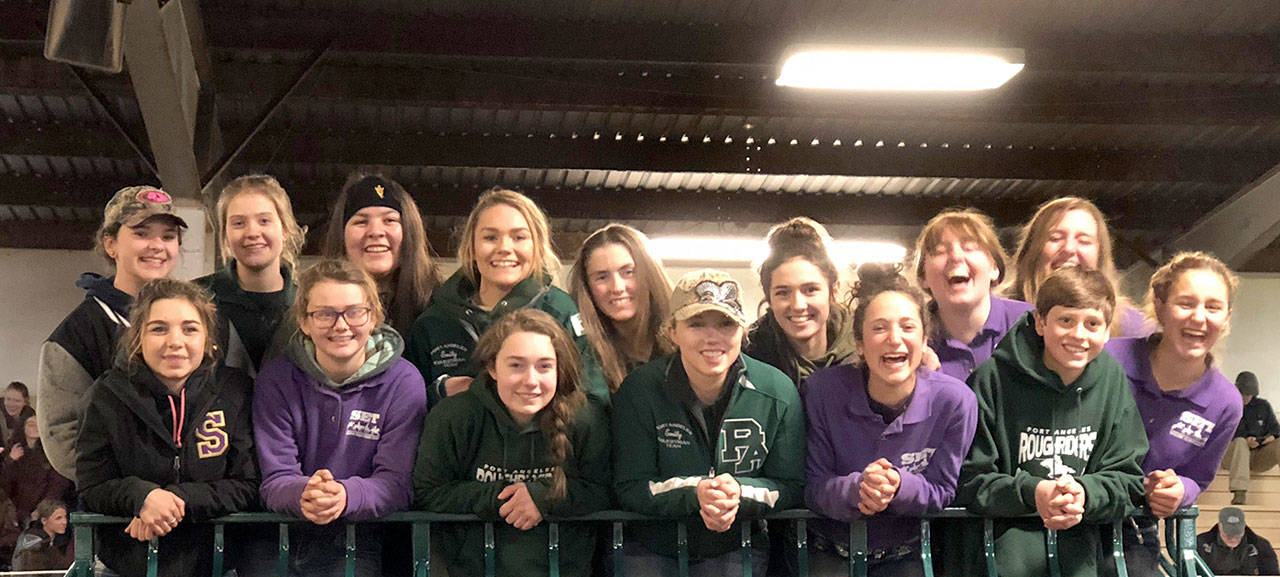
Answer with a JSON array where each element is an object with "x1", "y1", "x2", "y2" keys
[
  {"x1": 254, "y1": 328, "x2": 428, "y2": 521},
  {"x1": 1105, "y1": 336, "x2": 1242, "y2": 508},
  {"x1": 931, "y1": 297, "x2": 1034, "y2": 382},
  {"x1": 805, "y1": 364, "x2": 978, "y2": 551}
]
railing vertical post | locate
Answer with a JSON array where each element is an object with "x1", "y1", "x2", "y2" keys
[
  {"x1": 1045, "y1": 529, "x2": 1061, "y2": 577},
  {"x1": 73, "y1": 522, "x2": 93, "y2": 577},
  {"x1": 1175, "y1": 513, "x2": 1198, "y2": 577},
  {"x1": 613, "y1": 521, "x2": 624, "y2": 577},
  {"x1": 147, "y1": 537, "x2": 159, "y2": 577},
  {"x1": 412, "y1": 521, "x2": 430, "y2": 577},
  {"x1": 345, "y1": 523, "x2": 357, "y2": 577},
  {"x1": 796, "y1": 518, "x2": 808, "y2": 577},
  {"x1": 982, "y1": 518, "x2": 998, "y2": 577},
  {"x1": 484, "y1": 522, "x2": 496, "y2": 577},
  {"x1": 212, "y1": 522, "x2": 225, "y2": 577},
  {"x1": 921, "y1": 519, "x2": 934, "y2": 577},
  {"x1": 847, "y1": 519, "x2": 866, "y2": 577},
  {"x1": 549, "y1": 522, "x2": 561, "y2": 577},
  {"x1": 740, "y1": 522, "x2": 753, "y2": 577},
  {"x1": 277, "y1": 522, "x2": 289, "y2": 577},
  {"x1": 677, "y1": 521, "x2": 689, "y2": 577},
  {"x1": 1110, "y1": 520, "x2": 1128, "y2": 577}
]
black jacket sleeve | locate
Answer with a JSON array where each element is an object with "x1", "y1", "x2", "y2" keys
[{"x1": 76, "y1": 382, "x2": 161, "y2": 517}]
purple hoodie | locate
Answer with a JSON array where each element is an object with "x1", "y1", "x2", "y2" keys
[
  {"x1": 1104, "y1": 337, "x2": 1242, "y2": 507},
  {"x1": 254, "y1": 328, "x2": 428, "y2": 521},
  {"x1": 805, "y1": 364, "x2": 978, "y2": 550},
  {"x1": 932, "y1": 296, "x2": 1034, "y2": 382}
]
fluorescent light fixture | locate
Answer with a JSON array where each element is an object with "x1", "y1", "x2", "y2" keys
[
  {"x1": 649, "y1": 237, "x2": 907, "y2": 266},
  {"x1": 776, "y1": 46, "x2": 1024, "y2": 91}
]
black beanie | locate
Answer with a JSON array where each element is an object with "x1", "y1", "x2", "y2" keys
[
  {"x1": 342, "y1": 176, "x2": 403, "y2": 223},
  {"x1": 1236, "y1": 371, "x2": 1260, "y2": 397}
]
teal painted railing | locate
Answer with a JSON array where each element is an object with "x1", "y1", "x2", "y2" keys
[{"x1": 69, "y1": 507, "x2": 1213, "y2": 577}]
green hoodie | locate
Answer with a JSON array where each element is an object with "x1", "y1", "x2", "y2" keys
[
  {"x1": 405, "y1": 270, "x2": 607, "y2": 406},
  {"x1": 743, "y1": 305, "x2": 858, "y2": 388},
  {"x1": 412, "y1": 377, "x2": 610, "y2": 577},
  {"x1": 612, "y1": 353, "x2": 806, "y2": 560},
  {"x1": 952, "y1": 312, "x2": 1146, "y2": 577}
]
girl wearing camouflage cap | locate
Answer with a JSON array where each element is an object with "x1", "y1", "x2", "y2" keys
[
  {"x1": 37, "y1": 185, "x2": 186, "y2": 483},
  {"x1": 611, "y1": 269, "x2": 806, "y2": 575}
]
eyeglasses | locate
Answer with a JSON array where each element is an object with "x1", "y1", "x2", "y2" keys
[{"x1": 305, "y1": 306, "x2": 372, "y2": 329}]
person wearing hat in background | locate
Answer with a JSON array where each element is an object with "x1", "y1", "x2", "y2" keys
[
  {"x1": 611, "y1": 269, "x2": 806, "y2": 576},
  {"x1": 37, "y1": 186, "x2": 186, "y2": 482},
  {"x1": 1198, "y1": 507, "x2": 1280, "y2": 575},
  {"x1": 1224, "y1": 371, "x2": 1280, "y2": 504}
]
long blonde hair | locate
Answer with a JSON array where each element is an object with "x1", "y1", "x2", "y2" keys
[
  {"x1": 1009, "y1": 197, "x2": 1135, "y2": 336},
  {"x1": 568, "y1": 224, "x2": 673, "y2": 391},
  {"x1": 215, "y1": 174, "x2": 306, "y2": 270},
  {"x1": 457, "y1": 188, "x2": 560, "y2": 286}
]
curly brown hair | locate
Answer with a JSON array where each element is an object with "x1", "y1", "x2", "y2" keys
[{"x1": 119, "y1": 279, "x2": 220, "y2": 372}]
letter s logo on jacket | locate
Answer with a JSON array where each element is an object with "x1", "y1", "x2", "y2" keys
[{"x1": 196, "y1": 411, "x2": 229, "y2": 459}]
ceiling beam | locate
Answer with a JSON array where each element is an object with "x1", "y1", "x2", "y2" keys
[{"x1": 1168, "y1": 162, "x2": 1280, "y2": 268}]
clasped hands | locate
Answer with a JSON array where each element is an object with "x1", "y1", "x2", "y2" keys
[
  {"x1": 498, "y1": 482, "x2": 543, "y2": 531},
  {"x1": 125, "y1": 488, "x2": 186, "y2": 541},
  {"x1": 856, "y1": 458, "x2": 901, "y2": 516},
  {"x1": 300, "y1": 469, "x2": 347, "y2": 525},
  {"x1": 1143, "y1": 469, "x2": 1184, "y2": 519},
  {"x1": 696, "y1": 473, "x2": 742, "y2": 532},
  {"x1": 1034, "y1": 474, "x2": 1085, "y2": 530}
]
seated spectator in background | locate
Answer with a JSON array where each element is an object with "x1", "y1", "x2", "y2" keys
[
  {"x1": 11, "y1": 499, "x2": 70, "y2": 572},
  {"x1": 1225, "y1": 371, "x2": 1280, "y2": 504},
  {"x1": 77, "y1": 279, "x2": 258, "y2": 577},
  {"x1": 0, "y1": 493, "x2": 18, "y2": 571},
  {"x1": 0, "y1": 383, "x2": 32, "y2": 448},
  {"x1": 255, "y1": 260, "x2": 427, "y2": 577},
  {"x1": 2, "y1": 413, "x2": 71, "y2": 526},
  {"x1": 953, "y1": 267, "x2": 1147, "y2": 577},
  {"x1": 1198, "y1": 507, "x2": 1280, "y2": 576}
]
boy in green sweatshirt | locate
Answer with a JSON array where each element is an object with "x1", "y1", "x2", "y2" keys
[{"x1": 953, "y1": 266, "x2": 1147, "y2": 577}]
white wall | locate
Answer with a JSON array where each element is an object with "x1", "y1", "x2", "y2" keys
[
  {"x1": 3, "y1": 249, "x2": 1276, "y2": 402},
  {"x1": 1219, "y1": 273, "x2": 1280, "y2": 401},
  {"x1": 0, "y1": 249, "x2": 108, "y2": 397}
]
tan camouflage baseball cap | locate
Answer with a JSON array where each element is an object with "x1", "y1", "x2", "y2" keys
[
  {"x1": 670, "y1": 269, "x2": 748, "y2": 327},
  {"x1": 103, "y1": 186, "x2": 188, "y2": 229}
]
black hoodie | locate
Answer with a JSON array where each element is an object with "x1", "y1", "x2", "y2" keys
[
  {"x1": 37, "y1": 273, "x2": 132, "y2": 482},
  {"x1": 77, "y1": 363, "x2": 258, "y2": 577}
]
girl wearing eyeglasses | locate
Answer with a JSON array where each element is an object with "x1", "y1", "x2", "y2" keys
[{"x1": 254, "y1": 259, "x2": 428, "y2": 577}]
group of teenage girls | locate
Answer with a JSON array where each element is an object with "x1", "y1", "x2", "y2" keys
[{"x1": 32, "y1": 171, "x2": 1243, "y2": 577}]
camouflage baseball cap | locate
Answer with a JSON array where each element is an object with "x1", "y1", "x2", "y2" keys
[
  {"x1": 103, "y1": 186, "x2": 188, "y2": 229},
  {"x1": 670, "y1": 269, "x2": 748, "y2": 327}
]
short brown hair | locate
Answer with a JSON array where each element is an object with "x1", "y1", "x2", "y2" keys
[
  {"x1": 291, "y1": 259, "x2": 385, "y2": 329},
  {"x1": 1146, "y1": 251, "x2": 1238, "y2": 340},
  {"x1": 119, "y1": 279, "x2": 220, "y2": 371},
  {"x1": 913, "y1": 208, "x2": 1009, "y2": 290},
  {"x1": 1034, "y1": 266, "x2": 1116, "y2": 325}
]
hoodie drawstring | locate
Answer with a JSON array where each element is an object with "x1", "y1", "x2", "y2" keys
[{"x1": 167, "y1": 389, "x2": 186, "y2": 448}]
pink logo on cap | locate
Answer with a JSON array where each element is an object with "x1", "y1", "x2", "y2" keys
[{"x1": 137, "y1": 189, "x2": 171, "y2": 204}]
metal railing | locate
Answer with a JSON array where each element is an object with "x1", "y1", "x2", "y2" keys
[{"x1": 69, "y1": 507, "x2": 1213, "y2": 577}]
